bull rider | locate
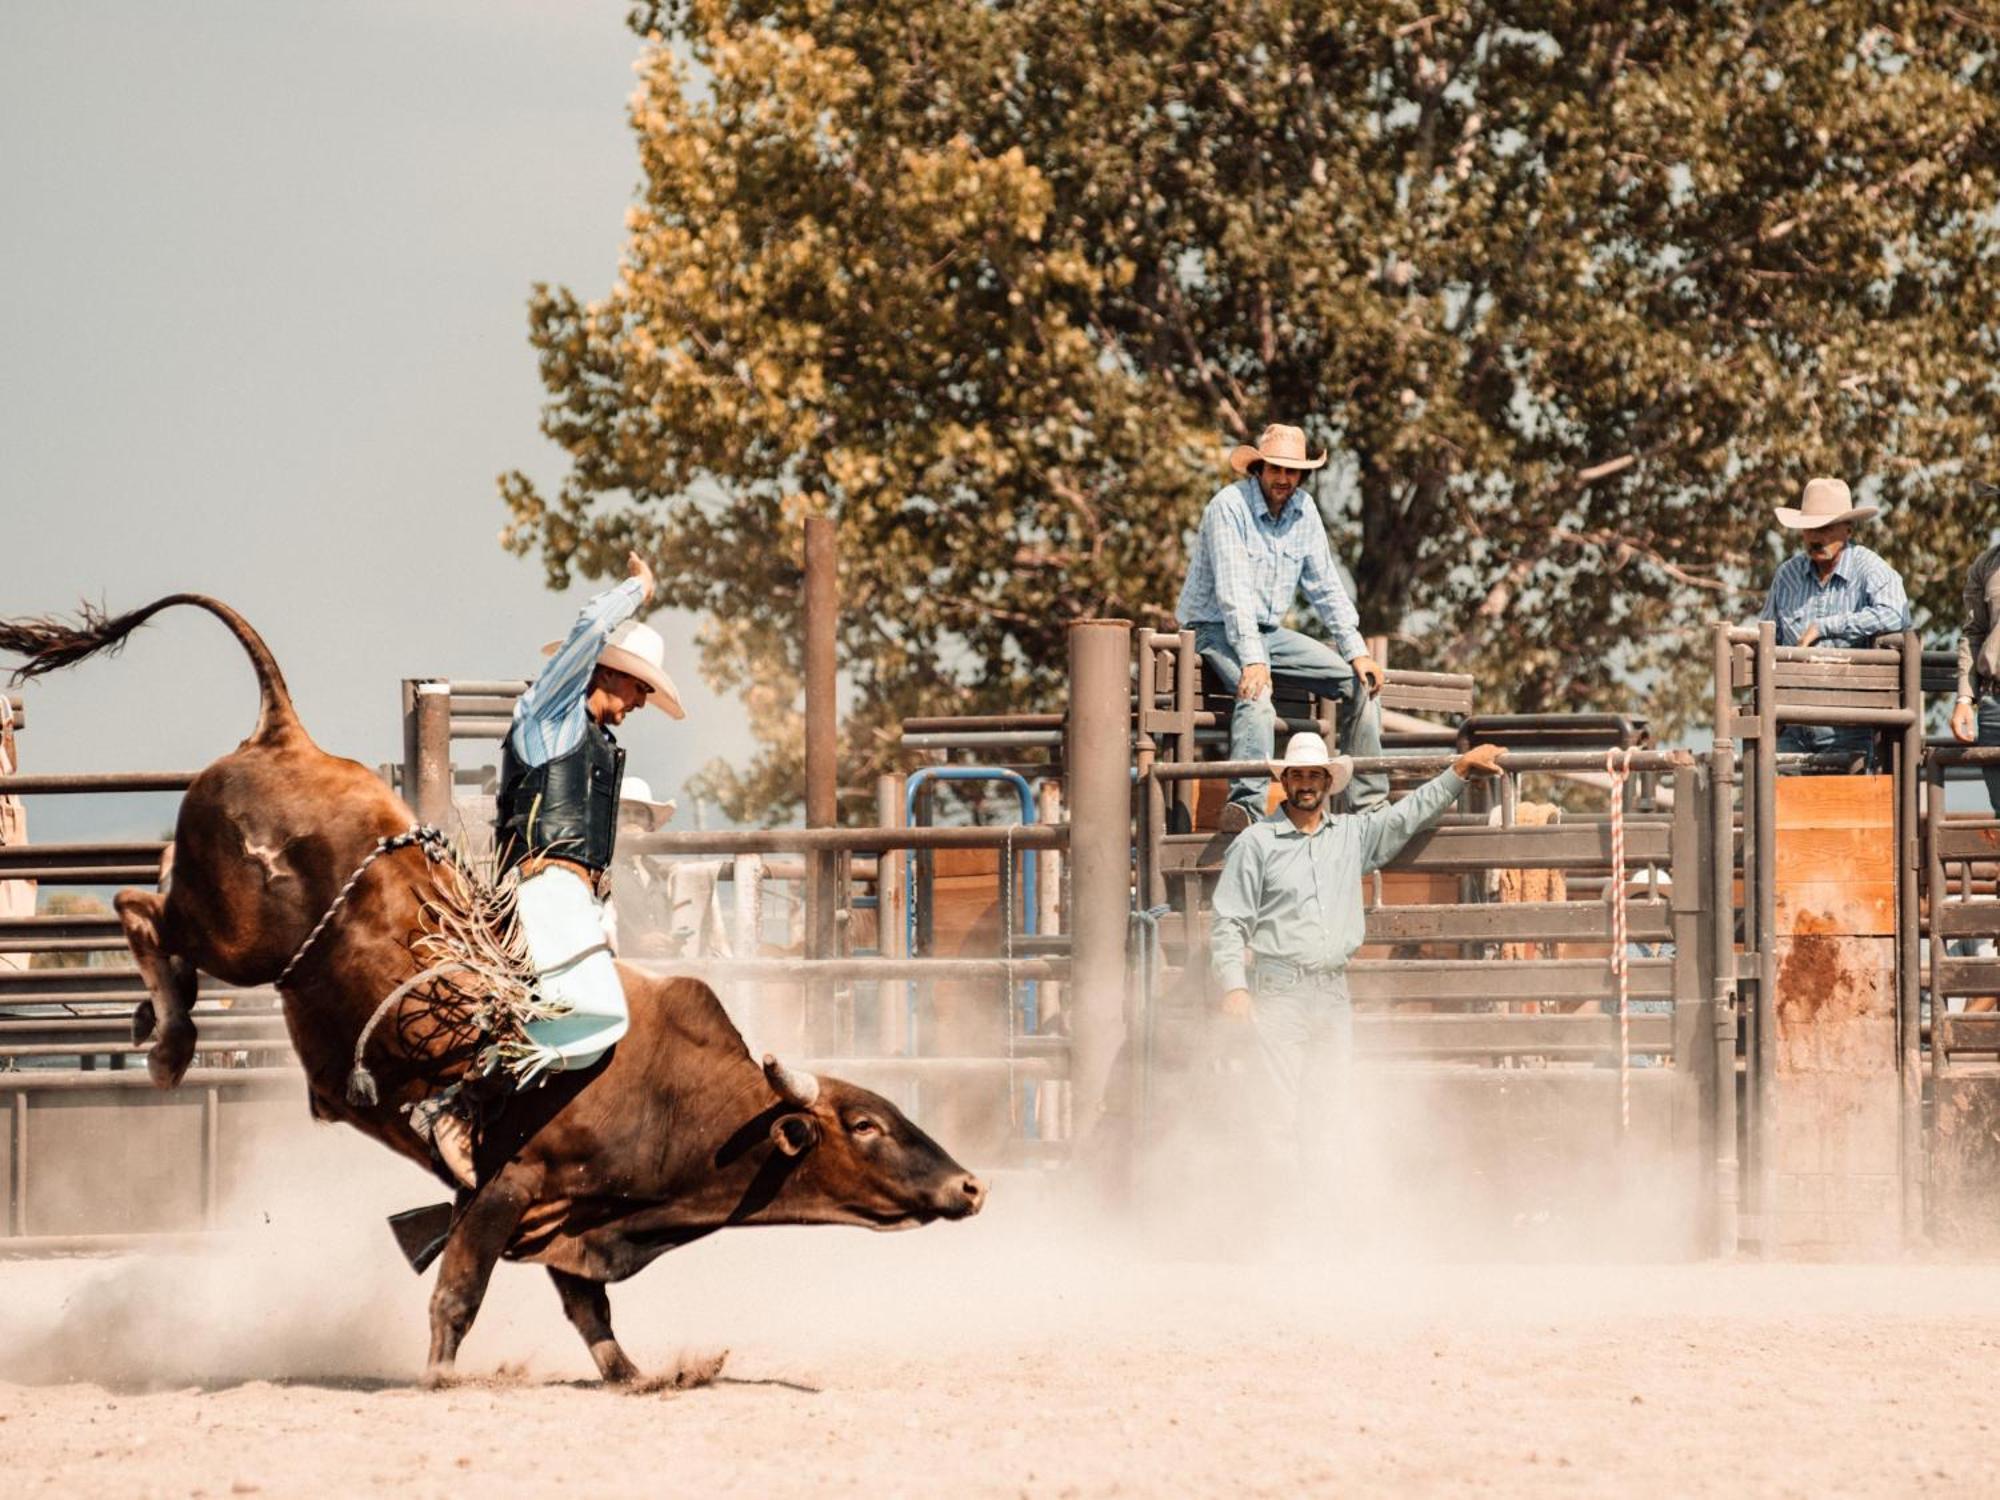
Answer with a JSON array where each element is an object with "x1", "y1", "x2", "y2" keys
[{"x1": 412, "y1": 552, "x2": 684, "y2": 1185}]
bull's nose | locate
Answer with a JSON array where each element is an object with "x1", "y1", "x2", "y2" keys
[{"x1": 957, "y1": 1174, "x2": 987, "y2": 1215}]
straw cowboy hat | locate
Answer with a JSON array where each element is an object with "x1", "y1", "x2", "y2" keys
[
  {"x1": 1268, "y1": 731, "x2": 1354, "y2": 795},
  {"x1": 616, "y1": 774, "x2": 677, "y2": 830},
  {"x1": 1229, "y1": 423, "x2": 1329, "y2": 476},
  {"x1": 1773, "y1": 476, "x2": 1878, "y2": 530},
  {"x1": 540, "y1": 619, "x2": 686, "y2": 719}
]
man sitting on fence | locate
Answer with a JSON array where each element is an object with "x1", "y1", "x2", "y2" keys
[
  {"x1": 1209, "y1": 733, "x2": 1505, "y2": 1191},
  {"x1": 1178, "y1": 423, "x2": 1387, "y2": 832},
  {"x1": 1756, "y1": 476, "x2": 1910, "y2": 766},
  {"x1": 410, "y1": 551, "x2": 684, "y2": 1186},
  {"x1": 1950, "y1": 493, "x2": 2000, "y2": 816}
]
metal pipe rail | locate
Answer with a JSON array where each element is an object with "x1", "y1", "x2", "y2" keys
[
  {"x1": 0, "y1": 1065, "x2": 299, "y2": 1094},
  {"x1": 1148, "y1": 749, "x2": 1694, "y2": 781},
  {"x1": 626, "y1": 824, "x2": 1065, "y2": 856},
  {"x1": 0, "y1": 1013, "x2": 284, "y2": 1039},
  {"x1": 630, "y1": 956, "x2": 1068, "y2": 983},
  {"x1": 1720, "y1": 629, "x2": 1903, "y2": 664},
  {"x1": 0, "y1": 771, "x2": 197, "y2": 795}
]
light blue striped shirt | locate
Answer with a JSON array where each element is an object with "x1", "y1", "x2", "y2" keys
[
  {"x1": 1756, "y1": 543, "x2": 1909, "y2": 647},
  {"x1": 507, "y1": 578, "x2": 645, "y2": 767},
  {"x1": 1209, "y1": 769, "x2": 1466, "y2": 992},
  {"x1": 1177, "y1": 478, "x2": 1367, "y2": 667}
]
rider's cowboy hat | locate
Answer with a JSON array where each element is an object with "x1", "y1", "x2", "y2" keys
[
  {"x1": 616, "y1": 774, "x2": 677, "y2": 829},
  {"x1": 540, "y1": 619, "x2": 686, "y2": 719},
  {"x1": 1774, "y1": 476, "x2": 1878, "y2": 530},
  {"x1": 1268, "y1": 731, "x2": 1355, "y2": 795},
  {"x1": 1229, "y1": 423, "x2": 1329, "y2": 476}
]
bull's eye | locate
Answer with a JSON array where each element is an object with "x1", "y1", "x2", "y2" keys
[{"x1": 848, "y1": 1117, "x2": 881, "y2": 1139}]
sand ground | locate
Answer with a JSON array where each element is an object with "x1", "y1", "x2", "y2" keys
[{"x1": 4, "y1": 1200, "x2": 1998, "y2": 1499}]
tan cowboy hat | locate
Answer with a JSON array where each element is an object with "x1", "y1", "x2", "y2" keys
[
  {"x1": 540, "y1": 619, "x2": 685, "y2": 719},
  {"x1": 1774, "y1": 476, "x2": 1878, "y2": 530},
  {"x1": 1229, "y1": 423, "x2": 1329, "y2": 476},
  {"x1": 616, "y1": 774, "x2": 677, "y2": 829},
  {"x1": 1268, "y1": 731, "x2": 1355, "y2": 795}
]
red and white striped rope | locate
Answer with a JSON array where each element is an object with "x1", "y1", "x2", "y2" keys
[{"x1": 1605, "y1": 747, "x2": 1635, "y2": 1136}]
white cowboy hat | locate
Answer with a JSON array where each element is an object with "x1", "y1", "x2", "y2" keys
[
  {"x1": 617, "y1": 774, "x2": 677, "y2": 830},
  {"x1": 1267, "y1": 731, "x2": 1355, "y2": 794},
  {"x1": 1773, "y1": 476, "x2": 1878, "y2": 530},
  {"x1": 541, "y1": 619, "x2": 685, "y2": 719},
  {"x1": 1228, "y1": 423, "x2": 1329, "y2": 476}
]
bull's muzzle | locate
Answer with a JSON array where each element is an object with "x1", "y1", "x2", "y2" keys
[{"x1": 940, "y1": 1172, "x2": 987, "y2": 1219}]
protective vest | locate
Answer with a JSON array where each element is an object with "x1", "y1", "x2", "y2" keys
[{"x1": 494, "y1": 721, "x2": 626, "y2": 876}]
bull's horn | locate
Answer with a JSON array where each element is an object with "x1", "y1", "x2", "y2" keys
[{"x1": 762, "y1": 1053, "x2": 820, "y2": 1108}]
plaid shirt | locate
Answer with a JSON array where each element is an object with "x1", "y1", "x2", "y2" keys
[
  {"x1": 1756, "y1": 543, "x2": 1909, "y2": 648},
  {"x1": 507, "y1": 578, "x2": 645, "y2": 767},
  {"x1": 1177, "y1": 478, "x2": 1367, "y2": 667}
]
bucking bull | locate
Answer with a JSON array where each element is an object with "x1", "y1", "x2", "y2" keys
[{"x1": 0, "y1": 595, "x2": 985, "y2": 1384}]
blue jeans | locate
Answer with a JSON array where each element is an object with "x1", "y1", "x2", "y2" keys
[
  {"x1": 1193, "y1": 623, "x2": 1387, "y2": 812},
  {"x1": 1977, "y1": 695, "x2": 2000, "y2": 816},
  {"x1": 1776, "y1": 722, "x2": 1875, "y2": 769},
  {"x1": 1248, "y1": 963, "x2": 1355, "y2": 1182}
]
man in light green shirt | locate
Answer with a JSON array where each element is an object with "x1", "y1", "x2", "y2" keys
[{"x1": 1211, "y1": 733, "x2": 1505, "y2": 1163}]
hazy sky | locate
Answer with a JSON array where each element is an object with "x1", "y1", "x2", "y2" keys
[{"x1": 1, "y1": 2, "x2": 742, "y2": 844}]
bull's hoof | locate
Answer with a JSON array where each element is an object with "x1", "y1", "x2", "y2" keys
[
  {"x1": 147, "y1": 1018, "x2": 197, "y2": 1088},
  {"x1": 588, "y1": 1338, "x2": 641, "y2": 1385},
  {"x1": 419, "y1": 1363, "x2": 460, "y2": 1391},
  {"x1": 625, "y1": 1349, "x2": 729, "y2": 1394},
  {"x1": 130, "y1": 999, "x2": 158, "y2": 1046}
]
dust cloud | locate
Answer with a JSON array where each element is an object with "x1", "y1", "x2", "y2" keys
[{"x1": 5, "y1": 1026, "x2": 1709, "y2": 1394}]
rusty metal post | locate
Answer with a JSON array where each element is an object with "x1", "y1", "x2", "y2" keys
[
  {"x1": 1066, "y1": 620, "x2": 1133, "y2": 1147},
  {"x1": 8, "y1": 1090, "x2": 24, "y2": 1237},
  {"x1": 804, "y1": 517, "x2": 838, "y2": 1049},
  {"x1": 1897, "y1": 631, "x2": 1923, "y2": 1243},
  {"x1": 201, "y1": 1085, "x2": 221, "y2": 1228},
  {"x1": 731, "y1": 852, "x2": 765, "y2": 1038},
  {"x1": 1753, "y1": 619, "x2": 1779, "y2": 1256},
  {"x1": 1709, "y1": 626, "x2": 1741, "y2": 1257},
  {"x1": 875, "y1": 773, "x2": 907, "y2": 1056},
  {"x1": 411, "y1": 680, "x2": 453, "y2": 827}
]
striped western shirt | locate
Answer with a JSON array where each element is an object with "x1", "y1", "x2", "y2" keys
[
  {"x1": 1756, "y1": 543, "x2": 1909, "y2": 648},
  {"x1": 1176, "y1": 478, "x2": 1367, "y2": 667},
  {"x1": 507, "y1": 578, "x2": 645, "y2": 767}
]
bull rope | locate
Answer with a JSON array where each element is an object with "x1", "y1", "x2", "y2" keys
[
  {"x1": 1605, "y1": 748, "x2": 1635, "y2": 1137},
  {"x1": 272, "y1": 824, "x2": 554, "y2": 1107},
  {"x1": 273, "y1": 825, "x2": 455, "y2": 991}
]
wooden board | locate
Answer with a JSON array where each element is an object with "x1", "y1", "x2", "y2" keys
[{"x1": 1774, "y1": 776, "x2": 1894, "y2": 937}]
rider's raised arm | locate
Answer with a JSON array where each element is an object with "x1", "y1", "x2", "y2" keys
[{"x1": 509, "y1": 578, "x2": 645, "y2": 762}]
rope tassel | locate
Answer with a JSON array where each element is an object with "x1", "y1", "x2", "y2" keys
[{"x1": 345, "y1": 1064, "x2": 380, "y2": 1107}]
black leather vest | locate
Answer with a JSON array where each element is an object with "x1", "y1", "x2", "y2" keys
[{"x1": 494, "y1": 720, "x2": 626, "y2": 875}]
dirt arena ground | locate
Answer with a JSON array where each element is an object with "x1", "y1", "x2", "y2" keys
[{"x1": 6, "y1": 1175, "x2": 2000, "y2": 1499}]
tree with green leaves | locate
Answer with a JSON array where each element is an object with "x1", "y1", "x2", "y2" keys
[{"x1": 501, "y1": 2, "x2": 2000, "y2": 820}]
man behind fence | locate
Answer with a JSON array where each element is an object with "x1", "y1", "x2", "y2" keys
[
  {"x1": 1209, "y1": 733, "x2": 1505, "y2": 1195},
  {"x1": 1950, "y1": 495, "x2": 2000, "y2": 816},
  {"x1": 1756, "y1": 476, "x2": 1910, "y2": 765},
  {"x1": 1177, "y1": 423, "x2": 1388, "y2": 830}
]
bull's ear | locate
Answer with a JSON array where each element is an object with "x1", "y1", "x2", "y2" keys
[{"x1": 770, "y1": 1113, "x2": 820, "y2": 1157}]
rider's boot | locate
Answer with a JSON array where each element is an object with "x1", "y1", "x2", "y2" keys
[{"x1": 408, "y1": 1092, "x2": 477, "y2": 1190}]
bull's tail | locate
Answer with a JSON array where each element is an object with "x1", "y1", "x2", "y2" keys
[{"x1": 0, "y1": 593, "x2": 300, "y2": 742}]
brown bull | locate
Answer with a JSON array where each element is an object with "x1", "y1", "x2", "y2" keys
[{"x1": 0, "y1": 596, "x2": 984, "y2": 1384}]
